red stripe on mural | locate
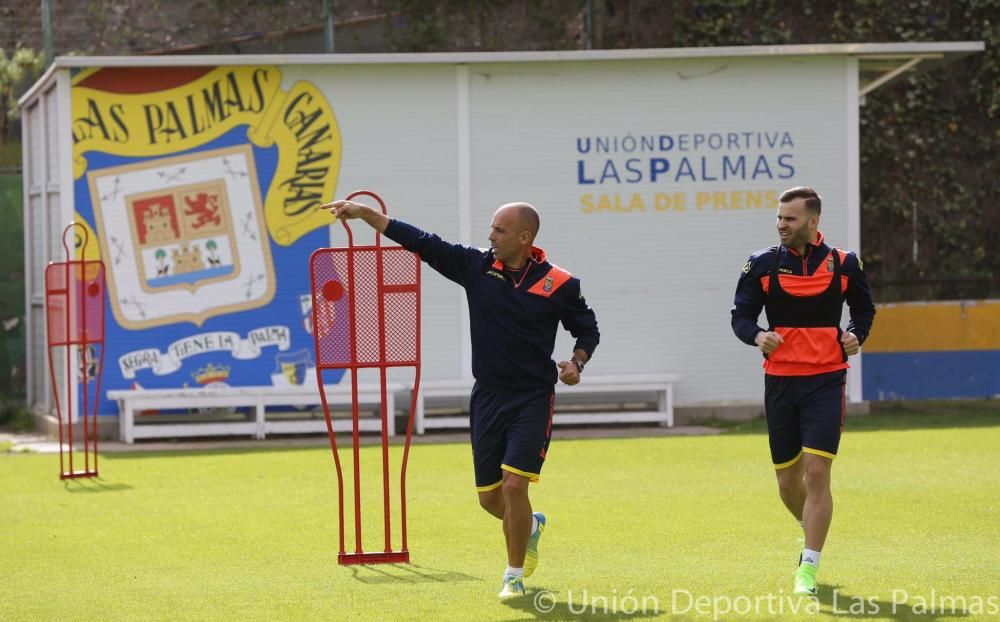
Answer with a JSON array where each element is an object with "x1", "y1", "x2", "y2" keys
[{"x1": 77, "y1": 67, "x2": 215, "y2": 93}]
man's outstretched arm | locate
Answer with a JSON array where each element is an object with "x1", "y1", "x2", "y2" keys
[
  {"x1": 323, "y1": 199, "x2": 390, "y2": 232},
  {"x1": 322, "y1": 197, "x2": 482, "y2": 286}
]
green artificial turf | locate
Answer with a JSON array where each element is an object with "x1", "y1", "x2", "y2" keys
[{"x1": 1, "y1": 406, "x2": 998, "y2": 620}]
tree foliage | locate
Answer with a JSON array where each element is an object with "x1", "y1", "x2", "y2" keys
[{"x1": 0, "y1": 46, "x2": 43, "y2": 138}]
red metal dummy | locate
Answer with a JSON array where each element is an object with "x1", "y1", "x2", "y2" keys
[
  {"x1": 45, "y1": 223, "x2": 106, "y2": 480},
  {"x1": 310, "y1": 190, "x2": 421, "y2": 564}
]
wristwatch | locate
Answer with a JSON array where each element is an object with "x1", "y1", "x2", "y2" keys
[{"x1": 571, "y1": 356, "x2": 585, "y2": 373}]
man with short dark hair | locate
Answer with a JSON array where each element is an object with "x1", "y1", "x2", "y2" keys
[
  {"x1": 731, "y1": 186, "x2": 875, "y2": 596},
  {"x1": 323, "y1": 197, "x2": 599, "y2": 599}
]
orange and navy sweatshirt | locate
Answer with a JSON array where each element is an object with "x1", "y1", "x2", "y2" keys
[
  {"x1": 384, "y1": 219, "x2": 600, "y2": 390},
  {"x1": 731, "y1": 232, "x2": 875, "y2": 376}
]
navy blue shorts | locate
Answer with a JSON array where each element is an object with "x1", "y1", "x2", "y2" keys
[
  {"x1": 764, "y1": 370, "x2": 846, "y2": 468},
  {"x1": 469, "y1": 381, "x2": 554, "y2": 491}
]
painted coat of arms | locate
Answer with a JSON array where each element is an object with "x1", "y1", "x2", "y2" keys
[{"x1": 90, "y1": 145, "x2": 276, "y2": 328}]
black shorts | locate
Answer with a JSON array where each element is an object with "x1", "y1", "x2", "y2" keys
[
  {"x1": 764, "y1": 370, "x2": 846, "y2": 468},
  {"x1": 469, "y1": 381, "x2": 554, "y2": 491}
]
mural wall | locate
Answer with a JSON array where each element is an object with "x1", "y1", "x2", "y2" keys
[
  {"x1": 863, "y1": 300, "x2": 1000, "y2": 400},
  {"x1": 71, "y1": 66, "x2": 341, "y2": 411},
  {"x1": 55, "y1": 56, "x2": 860, "y2": 415}
]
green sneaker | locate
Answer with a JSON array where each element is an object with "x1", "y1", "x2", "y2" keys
[
  {"x1": 498, "y1": 574, "x2": 526, "y2": 598},
  {"x1": 794, "y1": 563, "x2": 818, "y2": 596},
  {"x1": 524, "y1": 512, "x2": 546, "y2": 578}
]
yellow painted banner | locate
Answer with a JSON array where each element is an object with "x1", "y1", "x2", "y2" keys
[
  {"x1": 863, "y1": 300, "x2": 1000, "y2": 352},
  {"x1": 71, "y1": 66, "x2": 340, "y2": 246}
]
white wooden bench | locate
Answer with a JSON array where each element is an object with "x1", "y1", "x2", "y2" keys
[
  {"x1": 107, "y1": 384, "x2": 402, "y2": 444},
  {"x1": 413, "y1": 373, "x2": 680, "y2": 434}
]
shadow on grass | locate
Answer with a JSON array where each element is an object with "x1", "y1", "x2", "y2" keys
[
  {"x1": 499, "y1": 586, "x2": 662, "y2": 621},
  {"x1": 348, "y1": 562, "x2": 479, "y2": 584},
  {"x1": 714, "y1": 400, "x2": 1000, "y2": 436},
  {"x1": 63, "y1": 477, "x2": 134, "y2": 493},
  {"x1": 818, "y1": 583, "x2": 973, "y2": 620}
]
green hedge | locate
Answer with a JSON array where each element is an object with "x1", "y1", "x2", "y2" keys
[{"x1": 0, "y1": 174, "x2": 25, "y2": 399}]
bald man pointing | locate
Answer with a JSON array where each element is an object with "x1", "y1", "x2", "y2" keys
[{"x1": 323, "y1": 198, "x2": 600, "y2": 599}]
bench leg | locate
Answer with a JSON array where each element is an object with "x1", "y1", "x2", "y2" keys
[
  {"x1": 657, "y1": 385, "x2": 675, "y2": 428},
  {"x1": 255, "y1": 399, "x2": 266, "y2": 440},
  {"x1": 386, "y1": 392, "x2": 396, "y2": 437},
  {"x1": 666, "y1": 384, "x2": 674, "y2": 428},
  {"x1": 124, "y1": 402, "x2": 134, "y2": 444}
]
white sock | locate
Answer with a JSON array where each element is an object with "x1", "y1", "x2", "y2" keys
[
  {"x1": 505, "y1": 566, "x2": 524, "y2": 578},
  {"x1": 801, "y1": 549, "x2": 821, "y2": 568},
  {"x1": 531, "y1": 515, "x2": 539, "y2": 536}
]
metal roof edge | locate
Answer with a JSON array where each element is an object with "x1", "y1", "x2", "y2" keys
[
  {"x1": 48, "y1": 41, "x2": 985, "y2": 68},
  {"x1": 18, "y1": 42, "x2": 984, "y2": 107}
]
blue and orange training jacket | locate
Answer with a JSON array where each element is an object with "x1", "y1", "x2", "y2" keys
[
  {"x1": 731, "y1": 232, "x2": 876, "y2": 376},
  {"x1": 384, "y1": 219, "x2": 600, "y2": 389}
]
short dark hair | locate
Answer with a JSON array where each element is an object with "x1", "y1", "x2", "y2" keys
[{"x1": 779, "y1": 186, "x2": 822, "y2": 215}]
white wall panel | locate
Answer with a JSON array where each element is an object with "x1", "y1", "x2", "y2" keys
[
  {"x1": 282, "y1": 64, "x2": 462, "y2": 382},
  {"x1": 467, "y1": 57, "x2": 849, "y2": 403}
]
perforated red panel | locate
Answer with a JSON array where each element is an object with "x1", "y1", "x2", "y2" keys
[
  {"x1": 311, "y1": 248, "x2": 352, "y2": 367},
  {"x1": 352, "y1": 249, "x2": 381, "y2": 365},
  {"x1": 45, "y1": 261, "x2": 106, "y2": 346},
  {"x1": 382, "y1": 248, "x2": 419, "y2": 365},
  {"x1": 45, "y1": 265, "x2": 68, "y2": 345},
  {"x1": 310, "y1": 246, "x2": 419, "y2": 369}
]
